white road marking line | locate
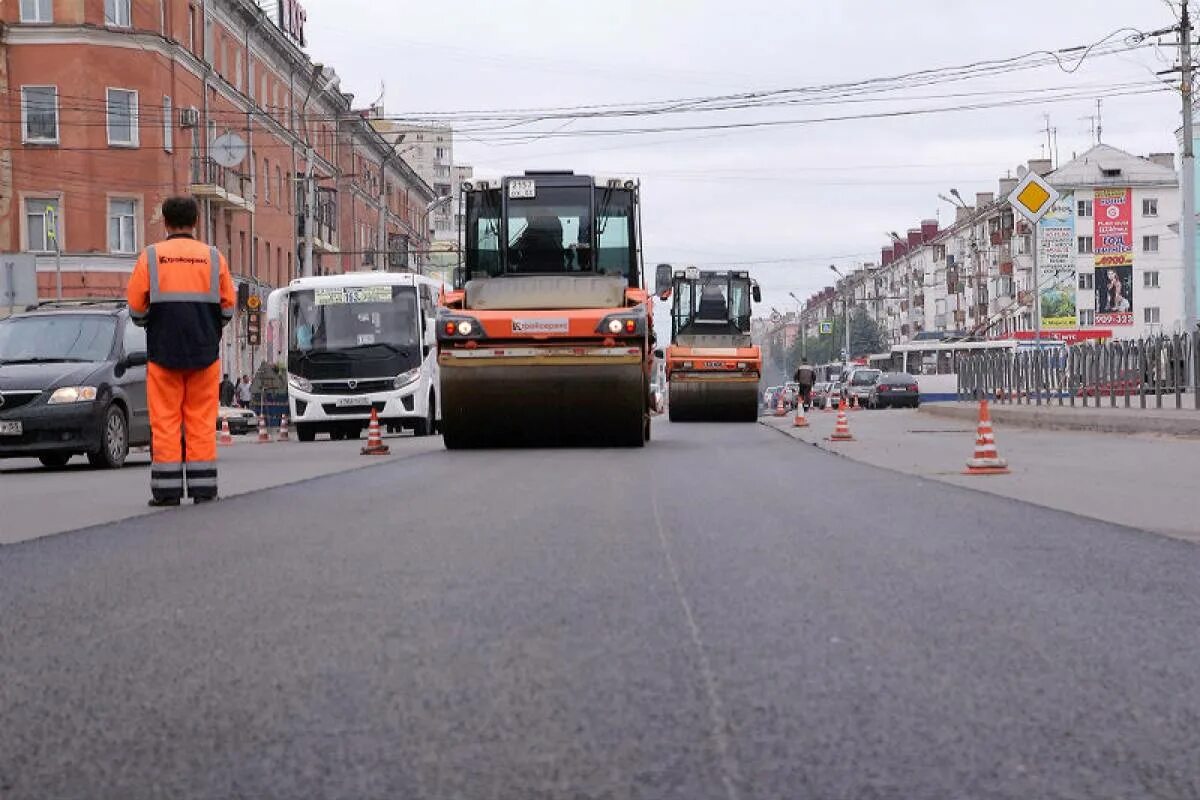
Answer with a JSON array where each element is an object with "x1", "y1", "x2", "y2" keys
[{"x1": 651, "y1": 491, "x2": 743, "y2": 800}]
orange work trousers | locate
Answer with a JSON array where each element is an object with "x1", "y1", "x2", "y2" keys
[{"x1": 148, "y1": 361, "x2": 221, "y2": 501}]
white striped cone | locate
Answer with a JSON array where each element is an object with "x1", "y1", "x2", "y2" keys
[
  {"x1": 218, "y1": 418, "x2": 234, "y2": 446},
  {"x1": 965, "y1": 400, "x2": 1009, "y2": 474},
  {"x1": 829, "y1": 408, "x2": 854, "y2": 441},
  {"x1": 277, "y1": 414, "x2": 290, "y2": 442},
  {"x1": 792, "y1": 403, "x2": 810, "y2": 428},
  {"x1": 361, "y1": 408, "x2": 390, "y2": 456},
  {"x1": 256, "y1": 415, "x2": 271, "y2": 444}
]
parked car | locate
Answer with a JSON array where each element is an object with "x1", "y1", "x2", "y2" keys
[
  {"x1": 762, "y1": 385, "x2": 783, "y2": 410},
  {"x1": 867, "y1": 372, "x2": 920, "y2": 409},
  {"x1": 811, "y1": 381, "x2": 839, "y2": 409},
  {"x1": 841, "y1": 368, "x2": 882, "y2": 408},
  {"x1": 0, "y1": 301, "x2": 150, "y2": 468},
  {"x1": 218, "y1": 406, "x2": 258, "y2": 435}
]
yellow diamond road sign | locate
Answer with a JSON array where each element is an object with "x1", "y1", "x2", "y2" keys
[{"x1": 1008, "y1": 170, "x2": 1060, "y2": 223}]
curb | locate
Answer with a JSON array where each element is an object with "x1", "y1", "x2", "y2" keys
[{"x1": 918, "y1": 402, "x2": 1200, "y2": 437}]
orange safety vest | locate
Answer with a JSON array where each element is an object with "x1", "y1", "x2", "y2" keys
[{"x1": 127, "y1": 234, "x2": 236, "y2": 370}]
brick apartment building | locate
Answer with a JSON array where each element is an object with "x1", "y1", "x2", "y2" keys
[{"x1": 0, "y1": 0, "x2": 435, "y2": 374}]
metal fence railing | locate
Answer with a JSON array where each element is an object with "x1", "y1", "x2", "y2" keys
[{"x1": 957, "y1": 331, "x2": 1200, "y2": 410}]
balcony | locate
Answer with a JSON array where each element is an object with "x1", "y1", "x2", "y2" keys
[
  {"x1": 190, "y1": 157, "x2": 253, "y2": 212},
  {"x1": 297, "y1": 197, "x2": 339, "y2": 254}
]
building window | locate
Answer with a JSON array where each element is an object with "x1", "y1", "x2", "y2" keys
[
  {"x1": 435, "y1": 146, "x2": 447, "y2": 161},
  {"x1": 162, "y1": 96, "x2": 173, "y2": 152},
  {"x1": 24, "y1": 197, "x2": 59, "y2": 252},
  {"x1": 106, "y1": 88, "x2": 139, "y2": 147},
  {"x1": 1144, "y1": 270, "x2": 1160, "y2": 288},
  {"x1": 1077, "y1": 235, "x2": 1093, "y2": 254},
  {"x1": 277, "y1": 167, "x2": 284, "y2": 210},
  {"x1": 20, "y1": 0, "x2": 52, "y2": 23},
  {"x1": 1143, "y1": 198, "x2": 1158, "y2": 217},
  {"x1": 235, "y1": 51, "x2": 243, "y2": 92},
  {"x1": 108, "y1": 199, "x2": 138, "y2": 254},
  {"x1": 187, "y1": 4, "x2": 196, "y2": 54},
  {"x1": 1142, "y1": 235, "x2": 1159, "y2": 253},
  {"x1": 21, "y1": 86, "x2": 59, "y2": 144},
  {"x1": 1077, "y1": 199, "x2": 1092, "y2": 217},
  {"x1": 1079, "y1": 309, "x2": 1095, "y2": 326},
  {"x1": 263, "y1": 158, "x2": 270, "y2": 204},
  {"x1": 1078, "y1": 272, "x2": 1094, "y2": 290},
  {"x1": 1144, "y1": 306, "x2": 1161, "y2": 324},
  {"x1": 105, "y1": 0, "x2": 131, "y2": 27},
  {"x1": 434, "y1": 165, "x2": 450, "y2": 178}
]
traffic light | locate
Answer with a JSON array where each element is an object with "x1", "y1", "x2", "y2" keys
[
  {"x1": 237, "y1": 282, "x2": 250, "y2": 310},
  {"x1": 246, "y1": 310, "x2": 261, "y2": 346}
]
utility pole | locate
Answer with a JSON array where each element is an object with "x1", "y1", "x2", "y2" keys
[
  {"x1": 1181, "y1": 1, "x2": 1197, "y2": 337},
  {"x1": 302, "y1": 145, "x2": 315, "y2": 277}
]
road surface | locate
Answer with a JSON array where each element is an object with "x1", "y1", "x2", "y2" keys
[{"x1": 2, "y1": 420, "x2": 1198, "y2": 799}]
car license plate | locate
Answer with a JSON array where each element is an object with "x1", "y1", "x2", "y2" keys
[
  {"x1": 335, "y1": 397, "x2": 371, "y2": 407},
  {"x1": 0, "y1": 421, "x2": 22, "y2": 436}
]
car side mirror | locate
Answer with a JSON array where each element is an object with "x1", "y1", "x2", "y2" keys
[
  {"x1": 124, "y1": 350, "x2": 148, "y2": 368},
  {"x1": 752, "y1": 284, "x2": 762, "y2": 303},
  {"x1": 653, "y1": 348, "x2": 664, "y2": 360},
  {"x1": 654, "y1": 263, "x2": 672, "y2": 299}
]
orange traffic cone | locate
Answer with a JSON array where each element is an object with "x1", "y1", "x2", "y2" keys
[
  {"x1": 256, "y1": 414, "x2": 271, "y2": 444},
  {"x1": 964, "y1": 400, "x2": 1009, "y2": 474},
  {"x1": 850, "y1": 394, "x2": 861, "y2": 411},
  {"x1": 277, "y1": 414, "x2": 290, "y2": 442},
  {"x1": 792, "y1": 401, "x2": 809, "y2": 428},
  {"x1": 774, "y1": 395, "x2": 787, "y2": 417},
  {"x1": 218, "y1": 418, "x2": 234, "y2": 446},
  {"x1": 361, "y1": 408, "x2": 390, "y2": 456},
  {"x1": 829, "y1": 407, "x2": 854, "y2": 441}
]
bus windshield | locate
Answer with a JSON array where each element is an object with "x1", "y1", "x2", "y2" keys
[{"x1": 288, "y1": 286, "x2": 419, "y2": 354}]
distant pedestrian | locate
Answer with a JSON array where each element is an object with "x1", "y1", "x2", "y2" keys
[
  {"x1": 793, "y1": 361, "x2": 816, "y2": 409},
  {"x1": 237, "y1": 375, "x2": 253, "y2": 408},
  {"x1": 219, "y1": 373, "x2": 235, "y2": 407}
]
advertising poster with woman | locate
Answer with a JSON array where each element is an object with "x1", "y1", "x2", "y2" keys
[{"x1": 1093, "y1": 188, "x2": 1133, "y2": 325}]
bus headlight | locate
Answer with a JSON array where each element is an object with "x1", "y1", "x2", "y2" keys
[
  {"x1": 393, "y1": 368, "x2": 421, "y2": 389},
  {"x1": 287, "y1": 373, "x2": 312, "y2": 393}
]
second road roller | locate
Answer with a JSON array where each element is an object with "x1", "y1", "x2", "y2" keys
[
  {"x1": 436, "y1": 171, "x2": 655, "y2": 448},
  {"x1": 655, "y1": 265, "x2": 763, "y2": 422}
]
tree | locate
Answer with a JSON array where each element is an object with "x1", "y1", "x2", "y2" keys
[{"x1": 784, "y1": 307, "x2": 887, "y2": 374}]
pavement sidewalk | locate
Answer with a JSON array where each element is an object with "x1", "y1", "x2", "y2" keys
[
  {"x1": 0, "y1": 433, "x2": 443, "y2": 545},
  {"x1": 922, "y1": 397, "x2": 1200, "y2": 436},
  {"x1": 762, "y1": 407, "x2": 1200, "y2": 543}
]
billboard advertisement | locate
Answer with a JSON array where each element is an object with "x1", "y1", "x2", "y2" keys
[
  {"x1": 1038, "y1": 193, "x2": 1076, "y2": 328},
  {"x1": 1094, "y1": 188, "x2": 1133, "y2": 326}
]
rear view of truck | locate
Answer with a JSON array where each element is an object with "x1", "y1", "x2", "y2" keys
[
  {"x1": 437, "y1": 172, "x2": 653, "y2": 448},
  {"x1": 658, "y1": 266, "x2": 762, "y2": 422}
]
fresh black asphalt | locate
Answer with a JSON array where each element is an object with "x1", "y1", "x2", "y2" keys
[{"x1": 2, "y1": 420, "x2": 1198, "y2": 799}]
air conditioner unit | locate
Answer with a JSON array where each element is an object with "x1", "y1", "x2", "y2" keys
[{"x1": 179, "y1": 107, "x2": 200, "y2": 128}]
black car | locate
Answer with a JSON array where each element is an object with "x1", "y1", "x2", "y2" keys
[
  {"x1": 867, "y1": 371, "x2": 921, "y2": 409},
  {"x1": 0, "y1": 301, "x2": 151, "y2": 468}
]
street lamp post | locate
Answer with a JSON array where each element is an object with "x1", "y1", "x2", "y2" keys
[
  {"x1": 829, "y1": 265, "x2": 851, "y2": 365},
  {"x1": 788, "y1": 291, "x2": 806, "y2": 361}
]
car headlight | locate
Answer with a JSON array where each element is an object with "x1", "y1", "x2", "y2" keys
[
  {"x1": 393, "y1": 368, "x2": 421, "y2": 389},
  {"x1": 47, "y1": 386, "x2": 98, "y2": 404},
  {"x1": 287, "y1": 373, "x2": 312, "y2": 392}
]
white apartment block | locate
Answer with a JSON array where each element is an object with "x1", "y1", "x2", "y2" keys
[{"x1": 800, "y1": 144, "x2": 1182, "y2": 350}]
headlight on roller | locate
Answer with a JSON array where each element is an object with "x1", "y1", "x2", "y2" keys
[
  {"x1": 287, "y1": 373, "x2": 312, "y2": 393},
  {"x1": 47, "y1": 386, "x2": 98, "y2": 404}
]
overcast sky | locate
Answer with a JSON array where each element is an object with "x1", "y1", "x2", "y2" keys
[{"x1": 304, "y1": 0, "x2": 1185, "y2": 314}]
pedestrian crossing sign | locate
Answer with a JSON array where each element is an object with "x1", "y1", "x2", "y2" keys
[
  {"x1": 819, "y1": 321, "x2": 834, "y2": 335},
  {"x1": 1008, "y1": 170, "x2": 1059, "y2": 224}
]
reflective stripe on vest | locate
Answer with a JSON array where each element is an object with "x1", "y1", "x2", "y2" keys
[{"x1": 146, "y1": 245, "x2": 221, "y2": 304}]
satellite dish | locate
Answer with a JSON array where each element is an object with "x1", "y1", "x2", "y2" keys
[
  {"x1": 1016, "y1": 164, "x2": 1029, "y2": 178},
  {"x1": 212, "y1": 132, "x2": 248, "y2": 168}
]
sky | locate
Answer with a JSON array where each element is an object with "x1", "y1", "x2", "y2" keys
[{"x1": 302, "y1": 0, "x2": 1187, "y2": 316}]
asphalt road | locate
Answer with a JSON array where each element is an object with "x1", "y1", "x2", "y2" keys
[{"x1": 2, "y1": 420, "x2": 1198, "y2": 799}]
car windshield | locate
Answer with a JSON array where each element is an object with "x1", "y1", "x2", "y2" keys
[
  {"x1": 851, "y1": 370, "x2": 881, "y2": 386},
  {"x1": 0, "y1": 314, "x2": 116, "y2": 364}
]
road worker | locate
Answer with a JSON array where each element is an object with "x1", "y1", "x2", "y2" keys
[{"x1": 126, "y1": 196, "x2": 236, "y2": 506}]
